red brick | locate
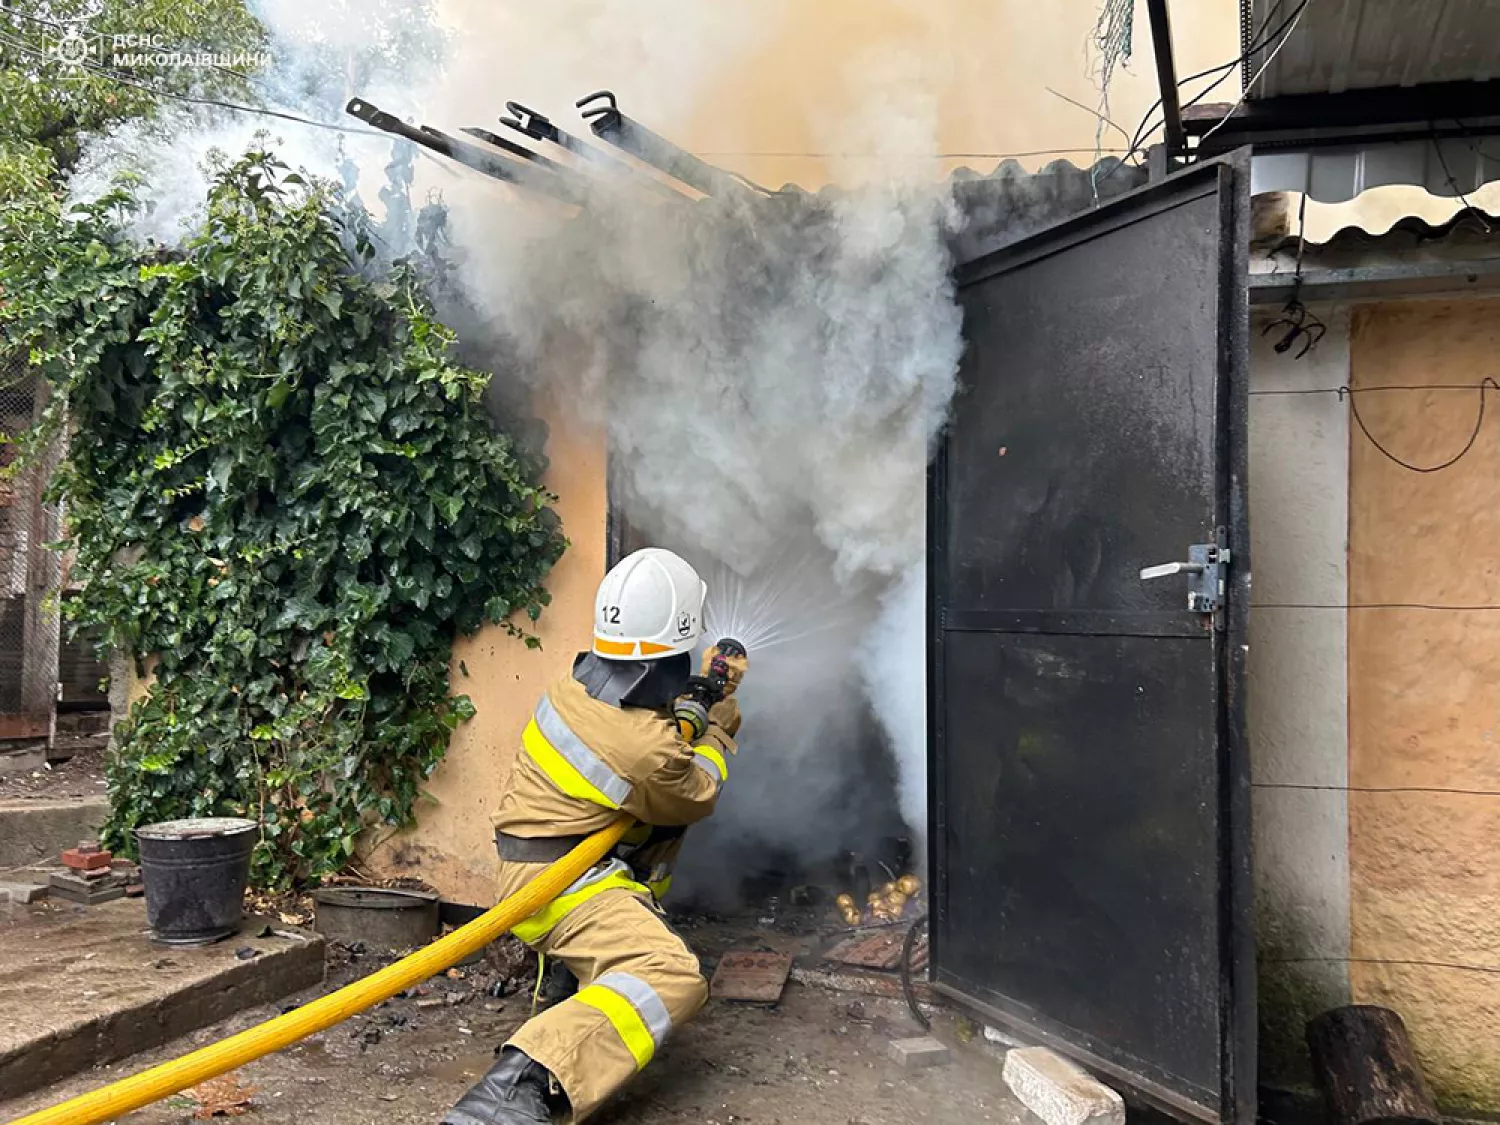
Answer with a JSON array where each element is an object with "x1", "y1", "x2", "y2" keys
[{"x1": 61, "y1": 847, "x2": 113, "y2": 871}]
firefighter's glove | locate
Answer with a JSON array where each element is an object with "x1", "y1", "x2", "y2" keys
[
  {"x1": 709, "y1": 697, "x2": 742, "y2": 741},
  {"x1": 702, "y1": 645, "x2": 748, "y2": 698}
]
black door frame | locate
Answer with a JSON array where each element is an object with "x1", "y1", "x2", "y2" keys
[{"x1": 925, "y1": 152, "x2": 1254, "y2": 1125}]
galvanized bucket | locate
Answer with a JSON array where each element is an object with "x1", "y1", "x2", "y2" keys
[
  {"x1": 136, "y1": 817, "x2": 257, "y2": 946},
  {"x1": 311, "y1": 886, "x2": 441, "y2": 952}
]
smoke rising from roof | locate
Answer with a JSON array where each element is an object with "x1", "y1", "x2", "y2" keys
[
  {"x1": 428, "y1": 12, "x2": 960, "y2": 890},
  {"x1": 73, "y1": 0, "x2": 964, "y2": 895}
]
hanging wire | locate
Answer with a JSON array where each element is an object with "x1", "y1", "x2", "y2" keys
[
  {"x1": 1342, "y1": 377, "x2": 1500, "y2": 473},
  {"x1": 1261, "y1": 194, "x2": 1328, "y2": 358},
  {"x1": 1198, "y1": 0, "x2": 1314, "y2": 143},
  {"x1": 1101, "y1": 0, "x2": 1310, "y2": 185},
  {"x1": 1431, "y1": 135, "x2": 1494, "y2": 233},
  {"x1": 1250, "y1": 380, "x2": 1500, "y2": 473},
  {"x1": 1086, "y1": 0, "x2": 1134, "y2": 200}
]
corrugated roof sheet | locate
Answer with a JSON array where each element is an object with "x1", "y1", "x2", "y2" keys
[
  {"x1": 1252, "y1": 137, "x2": 1500, "y2": 201},
  {"x1": 946, "y1": 156, "x2": 1150, "y2": 262},
  {"x1": 769, "y1": 155, "x2": 1152, "y2": 263},
  {"x1": 1245, "y1": 0, "x2": 1500, "y2": 98}
]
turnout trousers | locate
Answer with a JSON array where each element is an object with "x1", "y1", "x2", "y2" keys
[{"x1": 505, "y1": 881, "x2": 709, "y2": 1121}]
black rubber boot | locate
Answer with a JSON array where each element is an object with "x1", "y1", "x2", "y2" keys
[
  {"x1": 441, "y1": 1047, "x2": 562, "y2": 1125},
  {"x1": 539, "y1": 959, "x2": 579, "y2": 1004}
]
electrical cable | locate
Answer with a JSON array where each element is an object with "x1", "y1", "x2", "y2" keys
[
  {"x1": 1261, "y1": 956, "x2": 1500, "y2": 977},
  {"x1": 1246, "y1": 379, "x2": 1500, "y2": 472},
  {"x1": 1045, "y1": 86, "x2": 1132, "y2": 149},
  {"x1": 1251, "y1": 383, "x2": 1500, "y2": 395},
  {"x1": 1197, "y1": 0, "x2": 1313, "y2": 144},
  {"x1": 1430, "y1": 134, "x2": 1493, "y2": 233},
  {"x1": 691, "y1": 148, "x2": 1130, "y2": 161},
  {"x1": 1116, "y1": 0, "x2": 1311, "y2": 170},
  {"x1": 1254, "y1": 602, "x2": 1500, "y2": 611},
  {"x1": 1254, "y1": 782, "x2": 1500, "y2": 796}
]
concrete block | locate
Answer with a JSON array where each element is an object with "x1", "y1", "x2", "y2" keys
[
  {"x1": 0, "y1": 745, "x2": 47, "y2": 775},
  {"x1": 47, "y1": 870, "x2": 126, "y2": 904},
  {"x1": 0, "y1": 798, "x2": 108, "y2": 868},
  {"x1": 888, "y1": 1036, "x2": 951, "y2": 1069},
  {"x1": 0, "y1": 881, "x2": 48, "y2": 904},
  {"x1": 1003, "y1": 1047, "x2": 1125, "y2": 1125}
]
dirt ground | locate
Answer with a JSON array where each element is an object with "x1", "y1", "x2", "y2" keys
[
  {"x1": 0, "y1": 912, "x2": 1028, "y2": 1125},
  {"x1": 0, "y1": 743, "x2": 107, "y2": 801}
]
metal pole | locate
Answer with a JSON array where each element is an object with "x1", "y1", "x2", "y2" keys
[{"x1": 1146, "y1": 0, "x2": 1185, "y2": 160}]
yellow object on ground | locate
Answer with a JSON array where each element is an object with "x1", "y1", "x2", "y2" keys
[
  {"x1": 510, "y1": 887, "x2": 709, "y2": 1119},
  {"x1": 7, "y1": 818, "x2": 633, "y2": 1125}
]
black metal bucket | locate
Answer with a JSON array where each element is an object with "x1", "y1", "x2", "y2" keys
[{"x1": 136, "y1": 817, "x2": 257, "y2": 946}]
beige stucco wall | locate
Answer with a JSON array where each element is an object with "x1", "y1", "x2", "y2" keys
[
  {"x1": 365, "y1": 393, "x2": 608, "y2": 906},
  {"x1": 1347, "y1": 297, "x2": 1500, "y2": 1111},
  {"x1": 668, "y1": 0, "x2": 1238, "y2": 191}
]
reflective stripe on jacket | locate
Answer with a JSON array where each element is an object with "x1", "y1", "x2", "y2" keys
[{"x1": 497, "y1": 670, "x2": 737, "y2": 941}]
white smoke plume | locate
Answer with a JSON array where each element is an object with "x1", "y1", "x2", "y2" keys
[
  {"x1": 73, "y1": 0, "x2": 967, "y2": 894},
  {"x1": 433, "y1": 72, "x2": 960, "y2": 888}
]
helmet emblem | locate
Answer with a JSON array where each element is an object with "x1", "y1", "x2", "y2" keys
[{"x1": 676, "y1": 611, "x2": 693, "y2": 638}]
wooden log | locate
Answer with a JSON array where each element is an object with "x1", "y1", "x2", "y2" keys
[{"x1": 1307, "y1": 1006, "x2": 1440, "y2": 1125}]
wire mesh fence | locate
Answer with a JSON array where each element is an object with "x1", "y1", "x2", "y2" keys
[{"x1": 0, "y1": 352, "x2": 62, "y2": 732}]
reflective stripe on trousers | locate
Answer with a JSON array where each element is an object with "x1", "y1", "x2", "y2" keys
[
  {"x1": 574, "y1": 971, "x2": 674, "y2": 1070},
  {"x1": 522, "y1": 694, "x2": 635, "y2": 809},
  {"x1": 511, "y1": 858, "x2": 649, "y2": 945},
  {"x1": 506, "y1": 890, "x2": 708, "y2": 1119}
]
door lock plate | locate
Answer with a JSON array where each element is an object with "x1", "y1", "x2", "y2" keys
[{"x1": 1140, "y1": 531, "x2": 1231, "y2": 620}]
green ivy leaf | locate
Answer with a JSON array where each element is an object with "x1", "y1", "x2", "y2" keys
[{"x1": 8, "y1": 152, "x2": 566, "y2": 890}]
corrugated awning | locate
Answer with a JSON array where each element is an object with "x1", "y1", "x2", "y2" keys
[{"x1": 1252, "y1": 137, "x2": 1500, "y2": 202}]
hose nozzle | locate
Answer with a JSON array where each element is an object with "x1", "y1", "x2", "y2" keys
[{"x1": 675, "y1": 638, "x2": 748, "y2": 741}]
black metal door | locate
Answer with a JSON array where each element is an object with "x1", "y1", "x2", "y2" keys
[{"x1": 928, "y1": 155, "x2": 1253, "y2": 1125}]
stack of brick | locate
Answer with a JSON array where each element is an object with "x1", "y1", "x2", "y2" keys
[{"x1": 48, "y1": 841, "x2": 139, "y2": 905}]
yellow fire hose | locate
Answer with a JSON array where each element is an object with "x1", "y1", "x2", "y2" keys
[{"x1": 8, "y1": 817, "x2": 634, "y2": 1125}]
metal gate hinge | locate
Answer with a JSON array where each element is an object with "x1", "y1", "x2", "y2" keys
[{"x1": 1140, "y1": 529, "x2": 1231, "y2": 622}]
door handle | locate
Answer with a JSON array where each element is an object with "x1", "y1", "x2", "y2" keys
[
  {"x1": 1139, "y1": 561, "x2": 1205, "y2": 581},
  {"x1": 1138, "y1": 536, "x2": 1231, "y2": 622}
]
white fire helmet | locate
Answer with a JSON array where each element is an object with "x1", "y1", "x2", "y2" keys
[{"x1": 593, "y1": 548, "x2": 708, "y2": 661}]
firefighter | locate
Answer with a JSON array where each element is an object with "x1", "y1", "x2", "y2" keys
[{"x1": 442, "y1": 547, "x2": 745, "y2": 1125}]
